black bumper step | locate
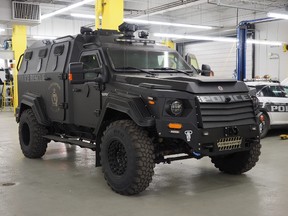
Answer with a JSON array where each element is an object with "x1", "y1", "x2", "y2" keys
[{"x1": 43, "y1": 135, "x2": 96, "y2": 150}]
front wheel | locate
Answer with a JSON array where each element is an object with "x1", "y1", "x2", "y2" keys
[
  {"x1": 19, "y1": 109, "x2": 48, "y2": 158},
  {"x1": 210, "y1": 143, "x2": 261, "y2": 174},
  {"x1": 100, "y1": 120, "x2": 155, "y2": 195}
]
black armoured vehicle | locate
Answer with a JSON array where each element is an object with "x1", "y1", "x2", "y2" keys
[{"x1": 16, "y1": 23, "x2": 261, "y2": 195}]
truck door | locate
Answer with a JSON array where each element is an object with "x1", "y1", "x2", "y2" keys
[
  {"x1": 44, "y1": 41, "x2": 70, "y2": 122},
  {"x1": 71, "y1": 50, "x2": 102, "y2": 127}
]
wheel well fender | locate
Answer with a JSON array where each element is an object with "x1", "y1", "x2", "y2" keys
[
  {"x1": 17, "y1": 93, "x2": 50, "y2": 126},
  {"x1": 95, "y1": 94, "x2": 155, "y2": 136},
  {"x1": 94, "y1": 95, "x2": 155, "y2": 167}
]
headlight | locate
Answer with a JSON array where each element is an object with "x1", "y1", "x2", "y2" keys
[
  {"x1": 251, "y1": 96, "x2": 259, "y2": 110},
  {"x1": 169, "y1": 100, "x2": 183, "y2": 116}
]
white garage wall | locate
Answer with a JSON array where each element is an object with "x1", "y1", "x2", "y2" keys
[
  {"x1": 29, "y1": 17, "x2": 90, "y2": 38},
  {"x1": 255, "y1": 20, "x2": 288, "y2": 82},
  {"x1": 183, "y1": 41, "x2": 252, "y2": 79}
]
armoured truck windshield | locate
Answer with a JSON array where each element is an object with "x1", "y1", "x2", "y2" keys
[{"x1": 109, "y1": 49, "x2": 193, "y2": 71}]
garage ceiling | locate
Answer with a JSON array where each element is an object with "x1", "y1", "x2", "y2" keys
[
  {"x1": 24, "y1": 0, "x2": 288, "y2": 28},
  {"x1": 1, "y1": 0, "x2": 288, "y2": 42},
  {"x1": 32, "y1": 0, "x2": 288, "y2": 15}
]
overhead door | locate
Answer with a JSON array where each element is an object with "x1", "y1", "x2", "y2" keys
[{"x1": 184, "y1": 41, "x2": 253, "y2": 79}]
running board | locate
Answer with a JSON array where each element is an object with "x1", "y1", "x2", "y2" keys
[{"x1": 43, "y1": 135, "x2": 96, "y2": 150}]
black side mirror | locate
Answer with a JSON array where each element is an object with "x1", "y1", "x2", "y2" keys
[
  {"x1": 201, "y1": 64, "x2": 213, "y2": 76},
  {"x1": 69, "y1": 62, "x2": 107, "y2": 84},
  {"x1": 69, "y1": 62, "x2": 85, "y2": 84},
  {"x1": 202, "y1": 64, "x2": 211, "y2": 71}
]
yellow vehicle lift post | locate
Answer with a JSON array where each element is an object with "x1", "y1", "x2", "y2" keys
[
  {"x1": 95, "y1": 0, "x2": 124, "y2": 30},
  {"x1": 12, "y1": 25, "x2": 27, "y2": 113}
]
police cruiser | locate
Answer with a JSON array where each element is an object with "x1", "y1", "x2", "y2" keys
[{"x1": 245, "y1": 80, "x2": 288, "y2": 138}]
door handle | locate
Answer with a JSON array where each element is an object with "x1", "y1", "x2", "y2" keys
[
  {"x1": 44, "y1": 76, "x2": 51, "y2": 81},
  {"x1": 73, "y1": 88, "x2": 81, "y2": 92}
]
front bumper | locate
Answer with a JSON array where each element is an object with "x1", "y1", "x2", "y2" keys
[{"x1": 156, "y1": 120, "x2": 260, "y2": 156}]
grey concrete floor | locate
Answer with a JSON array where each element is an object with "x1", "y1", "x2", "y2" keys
[{"x1": 1, "y1": 111, "x2": 288, "y2": 216}]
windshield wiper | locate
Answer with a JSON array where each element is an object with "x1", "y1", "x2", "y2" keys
[
  {"x1": 153, "y1": 67, "x2": 193, "y2": 76},
  {"x1": 115, "y1": 66, "x2": 156, "y2": 76}
]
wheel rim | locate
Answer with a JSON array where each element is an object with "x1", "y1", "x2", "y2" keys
[
  {"x1": 107, "y1": 140, "x2": 128, "y2": 175},
  {"x1": 22, "y1": 123, "x2": 30, "y2": 146},
  {"x1": 259, "y1": 114, "x2": 266, "y2": 135}
]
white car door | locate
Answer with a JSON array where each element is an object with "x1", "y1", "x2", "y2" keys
[{"x1": 257, "y1": 85, "x2": 288, "y2": 125}]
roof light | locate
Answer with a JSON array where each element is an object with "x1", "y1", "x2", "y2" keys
[
  {"x1": 41, "y1": 0, "x2": 94, "y2": 20},
  {"x1": 267, "y1": 12, "x2": 288, "y2": 20}
]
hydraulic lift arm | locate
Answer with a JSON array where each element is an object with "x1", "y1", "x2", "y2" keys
[{"x1": 236, "y1": 17, "x2": 276, "y2": 81}]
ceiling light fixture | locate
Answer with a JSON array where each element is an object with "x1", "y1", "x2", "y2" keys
[
  {"x1": 154, "y1": 33, "x2": 237, "y2": 43},
  {"x1": 247, "y1": 39, "x2": 282, "y2": 46},
  {"x1": 32, "y1": 35, "x2": 58, "y2": 40},
  {"x1": 124, "y1": 18, "x2": 214, "y2": 30},
  {"x1": 69, "y1": 13, "x2": 213, "y2": 30},
  {"x1": 71, "y1": 13, "x2": 95, "y2": 19},
  {"x1": 154, "y1": 33, "x2": 283, "y2": 46},
  {"x1": 0, "y1": 28, "x2": 5, "y2": 32},
  {"x1": 267, "y1": 12, "x2": 288, "y2": 20},
  {"x1": 41, "y1": 0, "x2": 94, "y2": 20}
]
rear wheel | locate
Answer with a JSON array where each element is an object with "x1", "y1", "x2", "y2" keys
[
  {"x1": 100, "y1": 120, "x2": 155, "y2": 195},
  {"x1": 210, "y1": 143, "x2": 261, "y2": 174},
  {"x1": 19, "y1": 109, "x2": 48, "y2": 158}
]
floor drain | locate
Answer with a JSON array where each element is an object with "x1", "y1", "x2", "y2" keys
[{"x1": 2, "y1": 183, "x2": 16, "y2": 186}]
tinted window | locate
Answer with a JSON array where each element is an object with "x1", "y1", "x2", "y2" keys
[
  {"x1": 80, "y1": 55, "x2": 100, "y2": 70},
  {"x1": 257, "y1": 85, "x2": 287, "y2": 97},
  {"x1": 109, "y1": 49, "x2": 191, "y2": 71},
  {"x1": 80, "y1": 54, "x2": 101, "y2": 80}
]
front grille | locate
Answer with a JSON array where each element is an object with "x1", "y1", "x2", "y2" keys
[
  {"x1": 217, "y1": 137, "x2": 242, "y2": 151},
  {"x1": 196, "y1": 97, "x2": 256, "y2": 128}
]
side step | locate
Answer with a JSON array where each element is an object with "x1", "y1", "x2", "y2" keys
[{"x1": 43, "y1": 135, "x2": 96, "y2": 150}]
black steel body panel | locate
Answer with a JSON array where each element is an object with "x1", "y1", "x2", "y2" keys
[{"x1": 17, "y1": 29, "x2": 260, "y2": 160}]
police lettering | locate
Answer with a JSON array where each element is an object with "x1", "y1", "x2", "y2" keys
[
  {"x1": 271, "y1": 105, "x2": 288, "y2": 112},
  {"x1": 18, "y1": 74, "x2": 45, "y2": 82},
  {"x1": 197, "y1": 95, "x2": 250, "y2": 103}
]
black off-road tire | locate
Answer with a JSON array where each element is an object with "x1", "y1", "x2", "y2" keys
[
  {"x1": 210, "y1": 143, "x2": 261, "y2": 174},
  {"x1": 100, "y1": 120, "x2": 155, "y2": 195},
  {"x1": 260, "y1": 112, "x2": 270, "y2": 139},
  {"x1": 19, "y1": 109, "x2": 48, "y2": 158}
]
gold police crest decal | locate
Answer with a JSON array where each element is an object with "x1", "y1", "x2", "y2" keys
[{"x1": 48, "y1": 83, "x2": 61, "y2": 112}]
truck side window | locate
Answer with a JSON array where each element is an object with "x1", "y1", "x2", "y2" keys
[
  {"x1": 37, "y1": 48, "x2": 48, "y2": 72},
  {"x1": 80, "y1": 54, "x2": 101, "y2": 80},
  {"x1": 53, "y1": 45, "x2": 65, "y2": 71},
  {"x1": 23, "y1": 51, "x2": 33, "y2": 73},
  {"x1": 80, "y1": 55, "x2": 100, "y2": 70}
]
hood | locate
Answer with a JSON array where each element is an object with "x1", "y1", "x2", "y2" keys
[{"x1": 114, "y1": 74, "x2": 249, "y2": 94}]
